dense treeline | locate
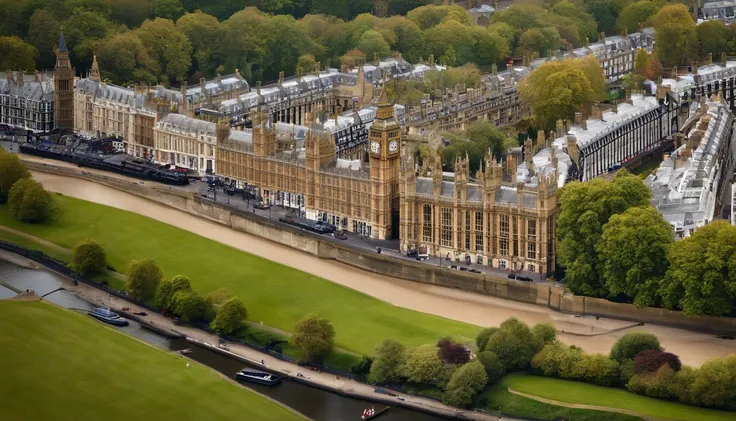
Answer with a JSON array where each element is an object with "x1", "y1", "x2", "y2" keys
[{"x1": 0, "y1": 0, "x2": 707, "y2": 87}]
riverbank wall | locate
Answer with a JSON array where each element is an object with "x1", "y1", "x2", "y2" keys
[{"x1": 24, "y1": 160, "x2": 736, "y2": 335}]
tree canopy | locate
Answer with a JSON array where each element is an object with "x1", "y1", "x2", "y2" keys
[
  {"x1": 292, "y1": 313, "x2": 335, "y2": 363},
  {"x1": 125, "y1": 257, "x2": 163, "y2": 301},
  {"x1": 210, "y1": 297, "x2": 247, "y2": 335},
  {"x1": 369, "y1": 338, "x2": 405, "y2": 383},
  {"x1": 7, "y1": 178, "x2": 55, "y2": 224},
  {"x1": 70, "y1": 238, "x2": 107, "y2": 276},
  {"x1": 652, "y1": 4, "x2": 697, "y2": 68},
  {"x1": 557, "y1": 171, "x2": 652, "y2": 297},
  {"x1": 0, "y1": 150, "x2": 30, "y2": 203}
]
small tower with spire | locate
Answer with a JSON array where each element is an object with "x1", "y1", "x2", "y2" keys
[
  {"x1": 89, "y1": 53, "x2": 101, "y2": 82},
  {"x1": 54, "y1": 28, "x2": 75, "y2": 130}
]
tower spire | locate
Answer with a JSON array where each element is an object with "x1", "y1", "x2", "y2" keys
[
  {"x1": 90, "y1": 53, "x2": 100, "y2": 82},
  {"x1": 58, "y1": 27, "x2": 67, "y2": 52}
]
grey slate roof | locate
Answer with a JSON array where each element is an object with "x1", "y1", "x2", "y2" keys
[{"x1": 0, "y1": 73, "x2": 54, "y2": 101}]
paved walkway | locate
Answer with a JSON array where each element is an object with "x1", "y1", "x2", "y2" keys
[{"x1": 507, "y1": 388, "x2": 668, "y2": 421}]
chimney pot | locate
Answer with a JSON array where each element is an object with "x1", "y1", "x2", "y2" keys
[{"x1": 574, "y1": 112, "x2": 583, "y2": 126}]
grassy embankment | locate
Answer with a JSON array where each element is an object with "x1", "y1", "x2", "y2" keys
[
  {"x1": 487, "y1": 373, "x2": 736, "y2": 421},
  {"x1": 0, "y1": 300, "x2": 306, "y2": 421},
  {"x1": 0, "y1": 195, "x2": 479, "y2": 359}
]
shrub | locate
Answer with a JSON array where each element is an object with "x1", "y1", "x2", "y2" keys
[
  {"x1": 485, "y1": 318, "x2": 537, "y2": 370},
  {"x1": 475, "y1": 327, "x2": 499, "y2": 350},
  {"x1": 437, "y1": 338, "x2": 470, "y2": 365},
  {"x1": 292, "y1": 313, "x2": 335, "y2": 363},
  {"x1": 70, "y1": 238, "x2": 106, "y2": 276},
  {"x1": 531, "y1": 342, "x2": 583, "y2": 379},
  {"x1": 125, "y1": 258, "x2": 163, "y2": 302},
  {"x1": 633, "y1": 349, "x2": 682, "y2": 374},
  {"x1": 627, "y1": 365, "x2": 677, "y2": 400},
  {"x1": 369, "y1": 339, "x2": 405, "y2": 384},
  {"x1": 572, "y1": 354, "x2": 620, "y2": 387},
  {"x1": 442, "y1": 386, "x2": 475, "y2": 408},
  {"x1": 155, "y1": 275, "x2": 192, "y2": 310},
  {"x1": 210, "y1": 297, "x2": 247, "y2": 336},
  {"x1": 477, "y1": 351, "x2": 505, "y2": 385},
  {"x1": 8, "y1": 178, "x2": 55, "y2": 223},
  {"x1": 171, "y1": 290, "x2": 207, "y2": 322},
  {"x1": 619, "y1": 358, "x2": 636, "y2": 384},
  {"x1": 402, "y1": 344, "x2": 454, "y2": 387},
  {"x1": 609, "y1": 332, "x2": 660, "y2": 363},
  {"x1": 688, "y1": 354, "x2": 736, "y2": 410},
  {"x1": 447, "y1": 360, "x2": 488, "y2": 393},
  {"x1": 0, "y1": 150, "x2": 30, "y2": 203},
  {"x1": 204, "y1": 287, "x2": 232, "y2": 306},
  {"x1": 351, "y1": 356, "x2": 373, "y2": 376},
  {"x1": 532, "y1": 322, "x2": 557, "y2": 346}
]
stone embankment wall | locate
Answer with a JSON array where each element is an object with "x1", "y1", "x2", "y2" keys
[{"x1": 25, "y1": 160, "x2": 736, "y2": 335}]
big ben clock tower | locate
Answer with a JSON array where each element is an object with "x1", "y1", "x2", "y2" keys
[{"x1": 369, "y1": 86, "x2": 401, "y2": 239}]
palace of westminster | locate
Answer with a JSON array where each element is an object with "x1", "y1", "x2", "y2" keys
[{"x1": 6, "y1": 28, "x2": 735, "y2": 277}]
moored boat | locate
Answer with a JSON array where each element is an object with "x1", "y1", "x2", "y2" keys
[
  {"x1": 88, "y1": 307, "x2": 129, "y2": 326},
  {"x1": 361, "y1": 406, "x2": 390, "y2": 420},
  {"x1": 234, "y1": 368, "x2": 282, "y2": 386}
]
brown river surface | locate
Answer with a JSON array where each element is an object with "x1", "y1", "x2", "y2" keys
[{"x1": 32, "y1": 171, "x2": 735, "y2": 367}]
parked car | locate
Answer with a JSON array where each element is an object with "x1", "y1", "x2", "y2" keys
[
  {"x1": 407, "y1": 249, "x2": 418, "y2": 258},
  {"x1": 450, "y1": 265, "x2": 458, "y2": 270},
  {"x1": 254, "y1": 202, "x2": 271, "y2": 210},
  {"x1": 516, "y1": 276, "x2": 533, "y2": 282},
  {"x1": 332, "y1": 231, "x2": 347, "y2": 240},
  {"x1": 507, "y1": 274, "x2": 517, "y2": 280},
  {"x1": 469, "y1": 268, "x2": 482, "y2": 274},
  {"x1": 459, "y1": 267, "x2": 468, "y2": 272}
]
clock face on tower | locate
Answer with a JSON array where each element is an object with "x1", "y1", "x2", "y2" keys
[
  {"x1": 389, "y1": 140, "x2": 398, "y2": 153},
  {"x1": 371, "y1": 141, "x2": 380, "y2": 154}
]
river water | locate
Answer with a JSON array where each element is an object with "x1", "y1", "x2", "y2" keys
[
  {"x1": 28, "y1": 170, "x2": 736, "y2": 368},
  {"x1": 0, "y1": 260, "x2": 445, "y2": 421}
]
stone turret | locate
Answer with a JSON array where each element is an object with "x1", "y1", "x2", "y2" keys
[{"x1": 432, "y1": 153, "x2": 443, "y2": 199}]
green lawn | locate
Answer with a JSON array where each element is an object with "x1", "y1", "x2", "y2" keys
[
  {"x1": 0, "y1": 195, "x2": 479, "y2": 355},
  {"x1": 502, "y1": 373, "x2": 736, "y2": 421},
  {"x1": 0, "y1": 300, "x2": 305, "y2": 421},
  {"x1": 481, "y1": 381, "x2": 642, "y2": 421}
]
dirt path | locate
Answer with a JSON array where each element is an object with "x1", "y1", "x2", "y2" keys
[
  {"x1": 507, "y1": 388, "x2": 670, "y2": 421},
  {"x1": 27, "y1": 171, "x2": 736, "y2": 367},
  {"x1": 0, "y1": 225, "x2": 69, "y2": 254}
]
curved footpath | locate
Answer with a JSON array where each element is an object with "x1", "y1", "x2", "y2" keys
[
  {"x1": 0, "y1": 250, "x2": 515, "y2": 421},
  {"x1": 26, "y1": 169, "x2": 736, "y2": 367},
  {"x1": 506, "y1": 389, "x2": 668, "y2": 421}
]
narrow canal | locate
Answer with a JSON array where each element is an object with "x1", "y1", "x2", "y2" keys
[{"x1": 0, "y1": 259, "x2": 447, "y2": 421}]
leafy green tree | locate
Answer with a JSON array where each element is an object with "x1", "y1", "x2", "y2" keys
[
  {"x1": 477, "y1": 351, "x2": 505, "y2": 384},
  {"x1": 516, "y1": 27, "x2": 563, "y2": 59},
  {"x1": 442, "y1": 122, "x2": 518, "y2": 173},
  {"x1": 204, "y1": 287, "x2": 232, "y2": 306},
  {"x1": 617, "y1": 1, "x2": 658, "y2": 34},
  {"x1": 556, "y1": 171, "x2": 652, "y2": 297},
  {"x1": 551, "y1": 1, "x2": 598, "y2": 43},
  {"x1": 373, "y1": 16, "x2": 424, "y2": 62},
  {"x1": 627, "y1": 364, "x2": 678, "y2": 399},
  {"x1": 171, "y1": 290, "x2": 207, "y2": 321},
  {"x1": 598, "y1": 206, "x2": 673, "y2": 307},
  {"x1": 70, "y1": 238, "x2": 107, "y2": 276},
  {"x1": 176, "y1": 11, "x2": 220, "y2": 77},
  {"x1": 210, "y1": 297, "x2": 247, "y2": 335},
  {"x1": 491, "y1": 4, "x2": 548, "y2": 33},
  {"x1": 65, "y1": 9, "x2": 114, "y2": 66},
  {"x1": 532, "y1": 322, "x2": 557, "y2": 346},
  {"x1": 97, "y1": 31, "x2": 159, "y2": 84},
  {"x1": 407, "y1": 4, "x2": 459, "y2": 30},
  {"x1": 475, "y1": 327, "x2": 499, "y2": 351},
  {"x1": 356, "y1": 29, "x2": 390, "y2": 60},
  {"x1": 155, "y1": 274, "x2": 192, "y2": 310},
  {"x1": 136, "y1": 18, "x2": 192, "y2": 83},
  {"x1": 519, "y1": 56, "x2": 605, "y2": 130},
  {"x1": 27, "y1": 9, "x2": 60, "y2": 69},
  {"x1": 610, "y1": 332, "x2": 660, "y2": 363},
  {"x1": 424, "y1": 20, "x2": 479, "y2": 66},
  {"x1": 0, "y1": 150, "x2": 30, "y2": 203},
  {"x1": 292, "y1": 313, "x2": 335, "y2": 363},
  {"x1": 8, "y1": 178, "x2": 55, "y2": 224},
  {"x1": 401, "y1": 344, "x2": 453, "y2": 387},
  {"x1": 0, "y1": 0, "x2": 27, "y2": 37},
  {"x1": 125, "y1": 258, "x2": 163, "y2": 302},
  {"x1": 218, "y1": 7, "x2": 269, "y2": 79},
  {"x1": 586, "y1": 0, "x2": 617, "y2": 34},
  {"x1": 688, "y1": 355, "x2": 736, "y2": 410},
  {"x1": 445, "y1": 360, "x2": 487, "y2": 406},
  {"x1": 0, "y1": 36, "x2": 39, "y2": 72},
  {"x1": 296, "y1": 54, "x2": 317, "y2": 76},
  {"x1": 531, "y1": 342, "x2": 583, "y2": 378},
  {"x1": 153, "y1": 0, "x2": 185, "y2": 21},
  {"x1": 110, "y1": 0, "x2": 151, "y2": 28},
  {"x1": 484, "y1": 318, "x2": 538, "y2": 370},
  {"x1": 661, "y1": 221, "x2": 736, "y2": 316},
  {"x1": 697, "y1": 20, "x2": 734, "y2": 58},
  {"x1": 369, "y1": 339, "x2": 405, "y2": 383},
  {"x1": 572, "y1": 354, "x2": 620, "y2": 386},
  {"x1": 652, "y1": 4, "x2": 697, "y2": 67},
  {"x1": 263, "y1": 14, "x2": 324, "y2": 81}
]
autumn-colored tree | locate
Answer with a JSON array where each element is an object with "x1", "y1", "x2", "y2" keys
[
  {"x1": 0, "y1": 36, "x2": 39, "y2": 72},
  {"x1": 652, "y1": 4, "x2": 697, "y2": 68}
]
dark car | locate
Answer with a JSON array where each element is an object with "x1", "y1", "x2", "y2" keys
[
  {"x1": 316, "y1": 221, "x2": 337, "y2": 233},
  {"x1": 507, "y1": 274, "x2": 517, "y2": 280},
  {"x1": 516, "y1": 276, "x2": 534, "y2": 282},
  {"x1": 407, "y1": 249, "x2": 418, "y2": 258},
  {"x1": 469, "y1": 268, "x2": 482, "y2": 274},
  {"x1": 459, "y1": 266, "x2": 469, "y2": 272}
]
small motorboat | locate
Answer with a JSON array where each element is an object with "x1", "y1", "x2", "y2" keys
[
  {"x1": 234, "y1": 368, "x2": 282, "y2": 386},
  {"x1": 361, "y1": 406, "x2": 390, "y2": 420},
  {"x1": 180, "y1": 349, "x2": 193, "y2": 355},
  {"x1": 88, "y1": 307, "x2": 129, "y2": 326}
]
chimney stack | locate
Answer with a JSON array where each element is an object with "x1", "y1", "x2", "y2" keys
[
  {"x1": 723, "y1": 52, "x2": 728, "y2": 65},
  {"x1": 692, "y1": 61, "x2": 698, "y2": 74},
  {"x1": 574, "y1": 112, "x2": 583, "y2": 127},
  {"x1": 16, "y1": 72, "x2": 23, "y2": 86},
  {"x1": 591, "y1": 102, "x2": 602, "y2": 120},
  {"x1": 612, "y1": 102, "x2": 618, "y2": 113},
  {"x1": 34, "y1": 70, "x2": 40, "y2": 83},
  {"x1": 278, "y1": 71, "x2": 284, "y2": 85},
  {"x1": 709, "y1": 53, "x2": 713, "y2": 65}
]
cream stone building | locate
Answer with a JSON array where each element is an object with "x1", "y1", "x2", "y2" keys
[
  {"x1": 153, "y1": 114, "x2": 221, "y2": 175},
  {"x1": 399, "y1": 141, "x2": 558, "y2": 276}
]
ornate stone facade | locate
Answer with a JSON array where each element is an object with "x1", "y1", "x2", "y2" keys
[
  {"x1": 53, "y1": 30, "x2": 75, "y2": 131},
  {"x1": 215, "y1": 89, "x2": 402, "y2": 239},
  {"x1": 399, "y1": 147, "x2": 558, "y2": 276}
]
